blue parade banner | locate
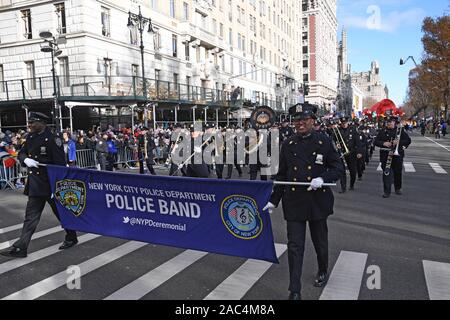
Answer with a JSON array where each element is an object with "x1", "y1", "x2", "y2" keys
[{"x1": 46, "y1": 165, "x2": 278, "y2": 263}]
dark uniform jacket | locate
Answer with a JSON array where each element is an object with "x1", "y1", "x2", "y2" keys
[
  {"x1": 338, "y1": 126, "x2": 365, "y2": 155},
  {"x1": 374, "y1": 127, "x2": 411, "y2": 164},
  {"x1": 270, "y1": 131, "x2": 344, "y2": 222},
  {"x1": 18, "y1": 128, "x2": 66, "y2": 197},
  {"x1": 137, "y1": 134, "x2": 156, "y2": 160}
]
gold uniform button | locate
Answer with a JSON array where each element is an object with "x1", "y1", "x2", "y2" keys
[
  {"x1": 319, "y1": 141, "x2": 323, "y2": 145},
  {"x1": 294, "y1": 167, "x2": 298, "y2": 171},
  {"x1": 291, "y1": 187, "x2": 296, "y2": 192},
  {"x1": 323, "y1": 189, "x2": 326, "y2": 193},
  {"x1": 307, "y1": 177, "x2": 312, "y2": 181},
  {"x1": 308, "y1": 166, "x2": 312, "y2": 170},
  {"x1": 313, "y1": 152, "x2": 316, "y2": 155},
  {"x1": 29, "y1": 171, "x2": 33, "y2": 174},
  {"x1": 293, "y1": 178, "x2": 297, "y2": 182}
]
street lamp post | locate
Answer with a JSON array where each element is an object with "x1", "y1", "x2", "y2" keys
[
  {"x1": 40, "y1": 31, "x2": 65, "y2": 132},
  {"x1": 127, "y1": 6, "x2": 154, "y2": 100}
]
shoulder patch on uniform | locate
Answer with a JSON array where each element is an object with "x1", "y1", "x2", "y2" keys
[{"x1": 55, "y1": 137, "x2": 62, "y2": 147}]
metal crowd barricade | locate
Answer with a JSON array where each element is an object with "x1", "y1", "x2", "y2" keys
[
  {"x1": 1, "y1": 159, "x2": 27, "y2": 190},
  {"x1": 0, "y1": 147, "x2": 142, "y2": 191},
  {"x1": 116, "y1": 146, "x2": 138, "y2": 169},
  {"x1": 75, "y1": 149, "x2": 97, "y2": 169}
]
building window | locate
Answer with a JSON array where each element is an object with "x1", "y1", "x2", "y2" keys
[
  {"x1": 185, "y1": 42, "x2": 190, "y2": 61},
  {"x1": 155, "y1": 69, "x2": 161, "y2": 81},
  {"x1": 153, "y1": 28, "x2": 161, "y2": 51},
  {"x1": 130, "y1": 25, "x2": 138, "y2": 45},
  {"x1": 55, "y1": 3, "x2": 66, "y2": 34},
  {"x1": 21, "y1": 9, "x2": 32, "y2": 39},
  {"x1": 228, "y1": 28, "x2": 233, "y2": 46},
  {"x1": 170, "y1": 0, "x2": 175, "y2": 18},
  {"x1": 303, "y1": 74, "x2": 309, "y2": 82},
  {"x1": 172, "y1": 34, "x2": 178, "y2": 58},
  {"x1": 132, "y1": 64, "x2": 139, "y2": 77},
  {"x1": 103, "y1": 58, "x2": 112, "y2": 86},
  {"x1": 173, "y1": 73, "x2": 179, "y2": 87},
  {"x1": 183, "y1": 2, "x2": 189, "y2": 20},
  {"x1": 25, "y1": 61, "x2": 36, "y2": 90},
  {"x1": 219, "y1": 23, "x2": 224, "y2": 37},
  {"x1": 59, "y1": 57, "x2": 70, "y2": 87},
  {"x1": 101, "y1": 7, "x2": 111, "y2": 37}
]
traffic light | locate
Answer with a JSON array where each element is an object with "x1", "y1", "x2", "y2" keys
[{"x1": 303, "y1": 83, "x2": 309, "y2": 96}]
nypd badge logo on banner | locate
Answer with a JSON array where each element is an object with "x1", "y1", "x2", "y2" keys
[
  {"x1": 54, "y1": 180, "x2": 87, "y2": 217},
  {"x1": 221, "y1": 195, "x2": 262, "y2": 240}
]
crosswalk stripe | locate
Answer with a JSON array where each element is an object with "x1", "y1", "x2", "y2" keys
[
  {"x1": 0, "y1": 223, "x2": 23, "y2": 235},
  {"x1": 319, "y1": 251, "x2": 368, "y2": 300},
  {"x1": 204, "y1": 243, "x2": 287, "y2": 300},
  {"x1": 0, "y1": 234, "x2": 100, "y2": 276},
  {"x1": 423, "y1": 260, "x2": 450, "y2": 300},
  {"x1": 404, "y1": 162, "x2": 416, "y2": 173},
  {"x1": 1, "y1": 241, "x2": 146, "y2": 300},
  {"x1": 377, "y1": 163, "x2": 382, "y2": 171},
  {"x1": 0, "y1": 226, "x2": 62, "y2": 251},
  {"x1": 429, "y1": 163, "x2": 448, "y2": 174},
  {"x1": 105, "y1": 249, "x2": 208, "y2": 300}
]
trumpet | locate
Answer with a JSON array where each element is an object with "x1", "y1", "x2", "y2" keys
[
  {"x1": 332, "y1": 126, "x2": 350, "y2": 158},
  {"x1": 384, "y1": 125, "x2": 403, "y2": 176}
]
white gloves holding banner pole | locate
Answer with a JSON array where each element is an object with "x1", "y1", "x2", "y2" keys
[
  {"x1": 263, "y1": 202, "x2": 276, "y2": 214},
  {"x1": 308, "y1": 177, "x2": 324, "y2": 191},
  {"x1": 24, "y1": 158, "x2": 39, "y2": 168}
]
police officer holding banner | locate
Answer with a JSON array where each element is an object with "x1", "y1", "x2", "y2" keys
[
  {"x1": 1, "y1": 112, "x2": 78, "y2": 258},
  {"x1": 263, "y1": 103, "x2": 344, "y2": 300}
]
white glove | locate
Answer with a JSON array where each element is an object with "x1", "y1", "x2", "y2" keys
[
  {"x1": 24, "y1": 158, "x2": 39, "y2": 168},
  {"x1": 194, "y1": 146, "x2": 202, "y2": 153},
  {"x1": 178, "y1": 164, "x2": 184, "y2": 170},
  {"x1": 309, "y1": 177, "x2": 324, "y2": 191},
  {"x1": 263, "y1": 202, "x2": 276, "y2": 214}
]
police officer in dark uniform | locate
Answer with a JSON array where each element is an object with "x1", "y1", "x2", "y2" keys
[
  {"x1": 338, "y1": 116, "x2": 364, "y2": 192},
  {"x1": 137, "y1": 127, "x2": 156, "y2": 175},
  {"x1": 263, "y1": 104, "x2": 344, "y2": 300},
  {"x1": 1, "y1": 112, "x2": 78, "y2": 258},
  {"x1": 279, "y1": 119, "x2": 294, "y2": 143},
  {"x1": 184, "y1": 124, "x2": 210, "y2": 178},
  {"x1": 374, "y1": 115, "x2": 411, "y2": 198},
  {"x1": 356, "y1": 125, "x2": 368, "y2": 181},
  {"x1": 168, "y1": 123, "x2": 184, "y2": 176}
]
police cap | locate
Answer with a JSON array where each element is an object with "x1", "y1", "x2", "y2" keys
[
  {"x1": 28, "y1": 112, "x2": 50, "y2": 124},
  {"x1": 289, "y1": 103, "x2": 317, "y2": 120}
]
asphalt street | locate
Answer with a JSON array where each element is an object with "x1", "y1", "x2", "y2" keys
[{"x1": 0, "y1": 131, "x2": 449, "y2": 300}]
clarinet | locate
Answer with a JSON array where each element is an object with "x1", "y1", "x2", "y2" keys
[{"x1": 384, "y1": 125, "x2": 402, "y2": 176}]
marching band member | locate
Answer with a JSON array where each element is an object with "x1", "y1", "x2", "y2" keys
[
  {"x1": 264, "y1": 103, "x2": 344, "y2": 300},
  {"x1": 137, "y1": 127, "x2": 156, "y2": 175},
  {"x1": 374, "y1": 114, "x2": 411, "y2": 198},
  {"x1": 1, "y1": 112, "x2": 78, "y2": 258}
]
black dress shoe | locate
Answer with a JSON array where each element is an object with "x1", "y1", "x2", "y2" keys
[
  {"x1": 395, "y1": 190, "x2": 402, "y2": 195},
  {"x1": 314, "y1": 272, "x2": 329, "y2": 287},
  {"x1": 288, "y1": 292, "x2": 302, "y2": 300},
  {"x1": 59, "y1": 240, "x2": 78, "y2": 250},
  {"x1": 382, "y1": 193, "x2": 390, "y2": 198},
  {"x1": 1, "y1": 247, "x2": 27, "y2": 258},
  {"x1": 339, "y1": 189, "x2": 346, "y2": 194},
  {"x1": 349, "y1": 186, "x2": 355, "y2": 191}
]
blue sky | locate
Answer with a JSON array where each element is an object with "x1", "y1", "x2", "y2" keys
[{"x1": 337, "y1": 0, "x2": 449, "y2": 106}]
